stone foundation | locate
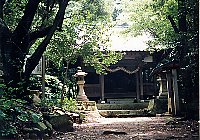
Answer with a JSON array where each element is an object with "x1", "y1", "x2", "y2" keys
[{"x1": 77, "y1": 101, "x2": 97, "y2": 111}]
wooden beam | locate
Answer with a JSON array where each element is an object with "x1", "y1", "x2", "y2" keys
[
  {"x1": 139, "y1": 69, "x2": 144, "y2": 100},
  {"x1": 99, "y1": 75, "x2": 105, "y2": 101},
  {"x1": 136, "y1": 71, "x2": 140, "y2": 101}
]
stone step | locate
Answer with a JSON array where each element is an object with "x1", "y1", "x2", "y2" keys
[
  {"x1": 98, "y1": 109, "x2": 148, "y2": 117},
  {"x1": 80, "y1": 111, "x2": 103, "y2": 123},
  {"x1": 107, "y1": 98, "x2": 137, "y2": 104},
  {"x1": 76, "y1": 101, "x2": 97, "y2": 111},
  {"x1": 97, "y1": 103, "x2": 149, "y2": 110}
]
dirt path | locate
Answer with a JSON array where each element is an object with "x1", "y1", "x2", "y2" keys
[{"x1": 55, "y1": 117, "x2": 199, "y2": 140}]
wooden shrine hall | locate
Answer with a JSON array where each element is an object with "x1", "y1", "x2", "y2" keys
[{"x1": 83, "y1": 51, "x2": 160, "y2": 102}]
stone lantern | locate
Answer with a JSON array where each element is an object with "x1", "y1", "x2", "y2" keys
[
  {"x1": 157, "y1": 73, "x2": 168, "y2": 99},
  {"x1": 74, "y1": 67, "x2": 89, "y2": 101}
]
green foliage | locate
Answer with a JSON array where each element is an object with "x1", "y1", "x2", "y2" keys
[
  {"x1": 29, "y1": 73, "x2": 78, "y2": 107},
  {"x1": 0, "y1": 84, "x2": 6, "y2": 95},
  {"x1": 43, "y1": 0, "x2": 123, "y2": 108},
  {"x1": 59, "y1": 97, "x2": 77, "y2": 112},
  {"x1": 1, "y1": 0, "x2": 72, "y2": 100},
  {"x1": 45, "y1": 75, "x2": 63, "y2": 94},
  {"x1": 119, "y1": 0, "x2": 177, "y2": 49},
  {"x1": 3, "y1": 0, "x2": 58, "y2": 31},
  {"x1": 29, "y1": 75, "x2": 62, "y2": 93},
  {"x1": 46, "y1": 0, "x2": 123, "y2": 75},
  {"x1": 3, "y1": 0, "x2": 28, "y2": 30},
  {"x1": 29, "y1": 75, "x2": 63, "y2": 105},
  {"x1": 45, "y1": 74, "x2": 64, "y2": 106},
  {"x1": 46, "y1": 65, "x2": 78, "y2": 98},
  {"x1": 122, "y1": 0, "x2": 198, "y2": 102},
  {"x1": 29, "y1": 75, "x2": 42, "y2": 90},
  {"x1": 46, "y1": 0, "x2": 109, "y2": 67},
  {"x1": 122, "y1": 0, "x2": 198, "y2": 52},
  {"x1": 0, "y1": 84, "x2": 43, "y2": 137},
  {"x1": 65, "y1": 68, "x2": 78, "y2": 99}
]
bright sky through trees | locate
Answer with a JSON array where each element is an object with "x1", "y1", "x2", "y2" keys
[{"x1": 109, "y1": 0, "x2": 154, "y2": 51}]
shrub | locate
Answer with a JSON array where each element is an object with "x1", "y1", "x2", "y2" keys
[
  {"x1": 59, "y1": 97, "x2": 77, "y2": 112},
  {"x1": 29, "y1": 75, "x2": 63, "y2": 106},
  {"x1": 0, "y1": 84, "x2": 43, "y2": 138}
]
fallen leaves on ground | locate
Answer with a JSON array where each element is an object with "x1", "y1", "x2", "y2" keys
[{"x1": 54, "y1": 117, "x2": 199, "y2": 140}]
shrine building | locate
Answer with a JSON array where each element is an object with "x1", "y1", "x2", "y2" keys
[{"x1": 82, "y1": 50, "x2": 161, "y2": 103}]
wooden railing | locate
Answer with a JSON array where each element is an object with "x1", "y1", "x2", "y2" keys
[{"x1": 84, "y1": 82, "x2": 157, "y2": 98}]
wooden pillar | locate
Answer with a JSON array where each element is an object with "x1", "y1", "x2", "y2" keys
[
  {"x1": 136, "y1": 71, "x2": 140, "y2": 101},
  {"x1": 99, "y1": 74, "x2": 105, "y2": 101},
  {"x1": 166, "y1": 72, "x2": 175, "y2": 114},
  {"x1": 139, "y1": 69, "x2": 144, "y2": 100},
  {"x1": 172, "y1": 69, "x2": 180, "y2": 115}
]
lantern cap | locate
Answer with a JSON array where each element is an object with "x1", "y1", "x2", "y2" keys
[{"x1": 74, "y1": 67, "x2": 87, "y2": 77}]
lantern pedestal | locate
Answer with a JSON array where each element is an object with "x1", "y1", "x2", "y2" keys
[
  {"x1": 74, "y1": 67, "x2": 89, "y2": 101},
  {"x1": 77, "y1": 94, "x2": 89, "y2": 101},
  {"x1": 76, "y1": 81, "x2": 89, "y2": 101}
]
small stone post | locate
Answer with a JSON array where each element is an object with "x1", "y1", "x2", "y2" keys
[
  {"x1": 166, "y1": 72, "x2": 175, "y2": 115},
  {"x1": 157, "y1": 73, "x2": 168, "y2": 99},
  {"x1": 74, "y1": 67, "x2": 89, "y2": 101}
]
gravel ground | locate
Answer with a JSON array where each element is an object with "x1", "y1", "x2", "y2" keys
[{"x1": 55, "y1": 116, "x2": 199, "y2": 140}]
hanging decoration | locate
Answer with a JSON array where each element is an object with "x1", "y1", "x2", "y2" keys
[{"x1": 102, "y1": 65, "x2": 140, "y2": 74}]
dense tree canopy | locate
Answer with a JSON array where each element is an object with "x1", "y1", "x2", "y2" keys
[
  {"x1": 121, "y1": 0, "x2": 198, "y2": 103},
  {"x1": 44, "y1": 0, "x2": 122, "y2": 103},
  {"x1": 0, "y1": 0, "x2": 122, "y2": 99},
  {"x1": 1, "y1": 0, "x2": 70, "y2": 96},
  {"x1": 46, "y1": 0, "x2": 122, "y2": 73}
]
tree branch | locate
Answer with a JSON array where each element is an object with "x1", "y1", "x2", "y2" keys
[
  {"x1": 178, "y1": 0, "x2": 187, "y2": 32},
  {"x1": 146, "y1": 27, "x2": 159, "y2": 38},
  {"x1": 167, "y1": 15, "x2": 179, "y2": 33},
  {"x1": 20, "y1": 26, "x2": 53, "y2": 54},
  {"x1": 0, "y1": 19, "x2": 13, "y2": 84},
  {"x1": 0, "y1": 18, "x2": 11, "y2": 49},
  {"x1": 0, "y1": 0, "x2": 5, "y2": 19},
  {"x1": 24, "y1": 0, "x2": 70, "y2": 80},
  {"x1": 12, "y1": 0, "x2": 40, "y2": 46},
  {"x1": 40, "y1": 0, "x2": 56, "y2": 27},
  {"x1": 29, "y1": 26, "x2": 53, "y2": 41}
]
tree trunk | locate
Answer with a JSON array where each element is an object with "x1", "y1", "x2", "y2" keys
[
  {"x1": 177, "y1": 0, "x2": 187, "y2": 60},
  {"x1": 0, "y1": 0, "x2": 5, "y2": 19},
  {"x1": 0, "y1": 0, "x2": 70, "y2": 100},
  {"x1": 0, "y1": 19, "x2": 26, "y2": 97},
  {"x1": 1, "y1": 41, "x2": 28, "y2": 99},
  {"x1": 177, "y1": 0, "x2": 188, "y2": 98}
]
